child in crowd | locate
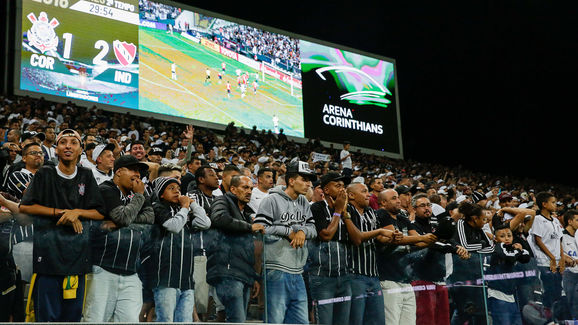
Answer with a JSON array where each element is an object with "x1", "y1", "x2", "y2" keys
[
  {"x1": 149, "y1": 177, "x2": 210, "y2": 322},
  {"x1": 486, "y1": 224, "x2": 531, "y2": 325}
]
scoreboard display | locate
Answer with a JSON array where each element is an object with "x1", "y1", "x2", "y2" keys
[
  {"x1": 19, "y1": 0, "x2": 139, "y2": 108},
  {"x1": 15, "y1": 0, "x2": 403, "y2": 157}
]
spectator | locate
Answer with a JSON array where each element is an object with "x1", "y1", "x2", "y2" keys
[
  {"x1": 528, "y1": 191, "x2": 564, "y2": 310},
  {"x1": 308, "y1": 171, "x2": 352, "y2": 325},
  {"x1": 375, "y1": 189, "x2": 436, "y2": 325},
  {"x1": 448, "y1": 202, "x2": 495, "y2": 324},
  {"x1": 562, "y1": 210, "x2": 578, "y2": 319},
  {"x1": 339, "y1": 142, "x2": 352, "y2": 177},
  {"x1": 407, "y1": 193, "x2": 469, "y2": 325},
  {"x1": 254, "y1": 161, "x2": 317, "y2": 324},
  {"x1": 187, "y1": 165, "x2": 220, "y2": 322},
  {"x1": 213, "y1": 164, "x2": 241, "y2": 196},
  {"x1": 83, "y1": 155, "x2": 154, "y2": 322},
  {"x1": 248, "y1": 167, "x2": 274, "y2": 213},
  {"x1": 91, "y1": 143, "x2": 115, "y2": 185},
  {"x1": 149, "y1": 176, "x2": 210, "y2": 322},
  {"x1": 207, "y1": 175, "x2": 265, "y2": 322},
  {"x1": 344, "y1": 182, "x2": 394, "y2": 325},
  {"x1": 19, "y1": 129, "x2": 105, "y2": 322},
  {"x1": 368, "y1": 177, "x2": 384, "y2": 210},
  {"x1": 5, "y1": 142, "x2": 44, "y2": 286},
  {"x1": 486, "y1": 224, "x2": 531, "y2": 324},
  {"x1": 41, "y1": 126, "x2": 56, "y2": 161}
]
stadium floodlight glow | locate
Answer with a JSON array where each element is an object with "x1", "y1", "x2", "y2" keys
[{"x1": 315, "y1": 65, "x2": 392, "y2": 107}]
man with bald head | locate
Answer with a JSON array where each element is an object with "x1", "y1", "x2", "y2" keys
[
  {"x1": 343, "y1": 183, "x2": 398, "y2": 325},
  {"x1": 375, "y1": 189, "x2": 437, "y2": 325}
]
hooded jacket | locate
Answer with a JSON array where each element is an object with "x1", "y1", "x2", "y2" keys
[
  {"x1": 254, "y1": 186, "x2": 317, "y2": 274},
  {"x1": 206, "y1": 192, "x2": 259, "y2": 286}
]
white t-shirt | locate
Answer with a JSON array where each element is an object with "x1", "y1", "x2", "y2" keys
[
  {"x1": 528, "y1": 214, "x2": 563, "y2": 266},
  {"x1": 248, "y1": 187, "x2": 269, "y2": 213},
  {"x1": 340, "y1": 149, "x2": 352, "y2": 169},
  {"x1": 92, "y1": 167, "x2": 113, "y2": 185},
  {"x1": 79, "y1": 154, "x2": 96, "y2": 170},
  {"x1": 562, "y1": 230, "x2": 578, "y2": 273}
]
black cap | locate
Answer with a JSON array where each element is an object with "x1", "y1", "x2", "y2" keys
[
  {"x1": 286, "y1": 161, "x2": 317, "y2": 181},
  {"x1": 113, "y1": 154, "x2": 149, "y2": 174},
  {"x1": 394, "y1": 185, "x2": 411, "y2": 195},
  {"x1": 319, "y1": 171, "x2": 351, "y2": 189},
  {"x1": 21, "y1": 131, "x2": 46, "y2": 142},
  {"x1": 85, "y1": 142, "x2": 97, "y2": 151},
  {"x1": 149, "y1": 146, "x2": 164, "y2": 156}
]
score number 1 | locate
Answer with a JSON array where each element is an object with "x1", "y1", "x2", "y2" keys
[{"x1": 62, "y1": 33, "x2": 110, "y2": 65}]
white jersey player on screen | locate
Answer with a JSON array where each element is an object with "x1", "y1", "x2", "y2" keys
[
  {"x1": 171, "y1": 62, "x2": 177, "y2": 80},
  {"x1": 273, "y1": 115, "x2": 279, "y2": 133}
]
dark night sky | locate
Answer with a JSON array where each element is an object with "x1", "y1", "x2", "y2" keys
[
  {"x1": 2, "y1": 1, "x2": 574, "y2": 185},
  {"x1": 190, "y1": 1, "x2": 577, "y2": 186}
]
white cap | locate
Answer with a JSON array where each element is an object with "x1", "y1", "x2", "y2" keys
[
  {"x1": 258, "y1": 156, "x2": 269, "y2": 164},
  {"x1": 351, "y1": 176, "x2": 365, "y2": 184},
  {"x1": 92, "y1": 143, "x2": 115, "y2": 162},
  {"x1": 456, "y1": 195, "x2": 468, "y2": 204}
]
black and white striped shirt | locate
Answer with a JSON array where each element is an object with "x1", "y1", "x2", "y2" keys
[
  {"x1": 92, "y1": 180, "x2": 155, "y2": 275},
  {"x1": 150, "y1": 202, "x2": 195, "y2": 289},
  {"x1": 348, "y1": 204, "x2": 379, "y2": 278},
  {"x1": 7, "y1": 169, "x2": 34, "y2": 244},
  {"x1": 309, "y1": 200, "x2": 350, "y2": 277},
  {"x1": 187, "y1": 189, "x2": 215, "y2": 256}
]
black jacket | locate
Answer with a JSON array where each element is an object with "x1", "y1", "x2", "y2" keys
[{"x1": 206, "y1": 192, "x2": 259, "y2": 286}]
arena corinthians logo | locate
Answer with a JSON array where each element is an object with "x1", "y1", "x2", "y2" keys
[{"x1": 315, "y1": 65, "x2": 392, "y2": 108}]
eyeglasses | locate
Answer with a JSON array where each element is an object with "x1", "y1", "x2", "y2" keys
[
  {"x1": 416, "y1": 203, "x2": 433, "y2": 208},
  {"x1": 26, "y1": 151, "x2": 44, "y2": 156}
]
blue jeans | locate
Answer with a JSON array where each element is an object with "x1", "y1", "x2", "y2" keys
[
  {"x1": 152, "y1": 287, "x2": 194, "y2": 322},
  {"x1": 309, "y1": 274, "x2": 352, "y2": 325},
  {"x1": 215, "y1": 278, "x2": 251, "y2": 323},
  {"x1": 538, "y1": 266, "x2": 562, "y2": 308},
  {"x1": 349, "y1": 274, "x2": 385, "y2": 325},
  {"x1": 265, "y1": 269, "x2": 308, "y2": 324},
  {"x1": 563, "y1": 271, "x2": 578, "y2": 319},
  {"x1": 488, "y1": 297, "x2": 522, "y2": 325}
]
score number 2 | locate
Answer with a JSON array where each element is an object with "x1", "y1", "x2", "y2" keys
[{"x1": 62, "y1": 33, "x2": 110, "y2": 65}]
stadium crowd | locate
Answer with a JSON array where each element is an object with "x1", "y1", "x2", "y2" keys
[
  {"x1": 218, "y1": 25, "x2": 300, "y2": 74},
  {"x1": 1, "y1": 94, "x2": 577, "y2": 324}
]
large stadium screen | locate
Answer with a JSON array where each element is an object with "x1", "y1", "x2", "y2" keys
[
  {"x1": 16, "y1": 0, "x2": 402, "y2": 155},
  {"x1": 19, "y1": 0, "x2": 140, "y2": 108}
]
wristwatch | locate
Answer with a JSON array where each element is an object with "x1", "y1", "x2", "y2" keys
[{"x1": 342, "y1": 212, "x2": 351, "y2": 220}]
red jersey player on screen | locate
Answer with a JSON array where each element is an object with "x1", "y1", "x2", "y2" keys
[
  {"x1": 222, "y1": 62, "x2": 226, "y2": 73},
  {"x1": 252, "y1": 80, "x2": 258, "y2": 95}
]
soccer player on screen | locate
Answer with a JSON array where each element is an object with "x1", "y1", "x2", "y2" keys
[
  {"x1": 252, "y1": 80, "x2": 258, "y2": 95},
  {"x1": 171, "y1": 62, "x2": 177, "y2": 80},
  {"x1": 226, "y1": 81, "x2": 231, "y2": 98},
  {"x1": 273, "y1": 115, "x2": 279, "y2": 134},
  {"x1": 205, "y1": 67, "x2": 211, "y2": 85},
  {"x1": 221, "y1": 62, "x2": 226, "y2": 73}
]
